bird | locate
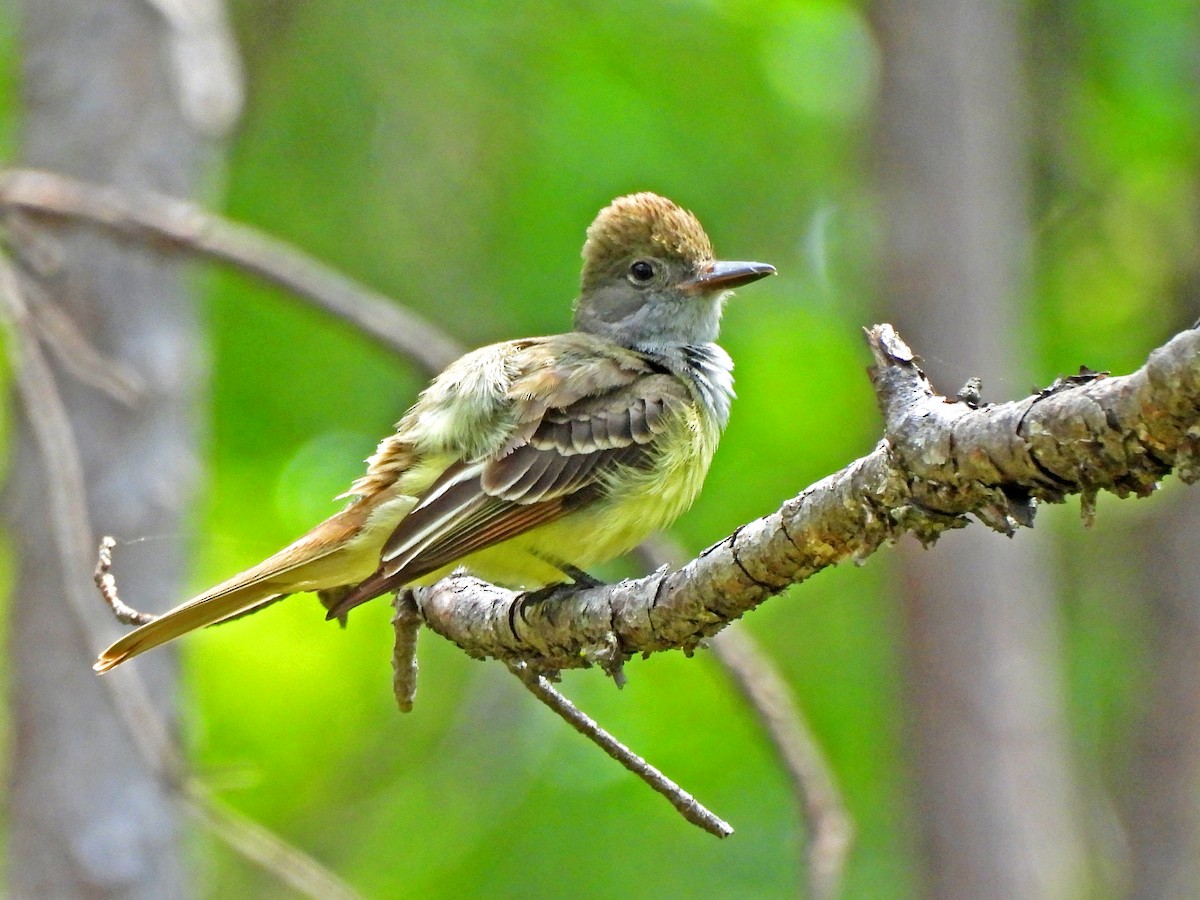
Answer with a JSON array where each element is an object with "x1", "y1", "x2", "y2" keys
[{"x1": 94, "y1": 192, "x2": 775, "y2": 673}]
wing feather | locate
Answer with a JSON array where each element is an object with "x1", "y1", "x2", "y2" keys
[{"x1": 325, "y1": 339, "x2": 695, "y2": 618}]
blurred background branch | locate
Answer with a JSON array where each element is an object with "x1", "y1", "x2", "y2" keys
[{"x1": 0, "y1": 168, "x2": 464, "y2": 371}]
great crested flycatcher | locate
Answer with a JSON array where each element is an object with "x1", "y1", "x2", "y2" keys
[{"x1": 95, "y1": 192, "x2": 774, "y2": 673}]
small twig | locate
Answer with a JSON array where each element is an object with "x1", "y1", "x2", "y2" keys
[
  {"x1": 94, "y1": 536, "x2": 156, "y2": 626},
  {"x1": 0, "y1": 227, "x2": 149, "y2": 402},
  {"x1": 0, "y1": 168, "x2": 464, "y2": 374},
  {"x1": 31, "y1": 292, "x2": 146, "y2": 405},
  {"x1": 508, "y1": 661, "x2": 734, "y2": 838},
  {"x1": 391, "y1": 590, "x2": 420, "y2": 712}
]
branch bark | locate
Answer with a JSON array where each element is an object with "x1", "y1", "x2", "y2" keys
[{"x1": 413, "y1": 324, "x2": 1200, "y2": 673}]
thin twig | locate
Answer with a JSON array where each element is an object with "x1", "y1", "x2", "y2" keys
[
  {"x1": 0, "y1": 250, "x2": 359, "y2": 898},
  {"x1": 94, "y1": 535, "x2": 156, "y2": 626},
  {"x1": 0, "y1": 211, "x2": 146, "y2": 398},
  {"x1": 0, "y1": 168, "x2": 464, "y2": 373},
  {"x1": 391, "y1": 590, "x2": 420, "y2": 712},
  {"x1": 508, "y1": 661, "x2": 734, "y2": 838},
  {"x1": 16, "y1": 274, "x2": 146, "y2": 404}
]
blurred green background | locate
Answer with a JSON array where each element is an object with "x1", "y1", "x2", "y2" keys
[{"x1": 4, "y1": 0, "x2": 1199, "y2": 896}]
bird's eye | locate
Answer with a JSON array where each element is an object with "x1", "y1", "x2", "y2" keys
[{"x1": 628, "y1": 260, "x2": 656, "y2": 283}]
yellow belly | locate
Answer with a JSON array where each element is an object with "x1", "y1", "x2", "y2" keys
[{"x1": 413, "y1": 412, "x2": 721, "y2": 588}]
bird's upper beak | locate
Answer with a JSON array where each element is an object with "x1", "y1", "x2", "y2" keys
[{"x1": 680, "y1": 260, "x2": 776, "y2": 294}]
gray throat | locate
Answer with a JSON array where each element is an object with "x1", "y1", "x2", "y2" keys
[{"x1": 641, "y1": 342, "x2": 735, "y2": 428}]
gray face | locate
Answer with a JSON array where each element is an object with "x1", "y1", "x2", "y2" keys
[
  {"x1": 573, "y1": 253, "x2": 725, "y2": 348},
  {"x1": 573, "y1": 252, "x2": 775, "y2": 349}
]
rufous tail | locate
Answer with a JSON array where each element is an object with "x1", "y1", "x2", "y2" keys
[
  {"x1": 94, "y1": 582, "x2": 289, "y2": 673},
  {"x1": 94, "y1": 510, "x2": 367, "y2": 673}
]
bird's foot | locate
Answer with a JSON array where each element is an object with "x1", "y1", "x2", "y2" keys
[
  {"x1": 557, "y1": 563, "x2": 605, "y2": 589},
  {"x1": 521, "y1": 582, "x2": 577, "y2": 605}
]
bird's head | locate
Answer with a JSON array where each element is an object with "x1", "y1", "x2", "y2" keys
[{"x1": 574, "y1": 192, "x2": 775, "y2": 348}]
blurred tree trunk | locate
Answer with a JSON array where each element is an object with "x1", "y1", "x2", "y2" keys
[
  {"x1": 871, "y1": 1, "x2": 1088, "y2": 897},
  {"x1": 1027, "y1": 5, "x2": 1200, "y2": 895},
  {"x1": 1125, "y1": 490, "x2": 1200, "y2": 899},
  {"x1": 1121, "y1": 196, "x2": 1200, "y2": 895},
  {"x1": 5, "y1": 2, "x2": 233, "y2": 896}
]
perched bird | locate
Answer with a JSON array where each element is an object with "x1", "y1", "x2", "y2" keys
[{"x1": 95, "y1": 193, "x2": 774, "y2": 673}]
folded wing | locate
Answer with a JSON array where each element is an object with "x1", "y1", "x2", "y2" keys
[{"x1": 325, "y1": 343, "x2": 689, "y2": 617}]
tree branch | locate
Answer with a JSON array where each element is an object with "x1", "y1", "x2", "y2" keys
[{"x1": 413, "y1": 323, "x2": 1200, "y2": 674}]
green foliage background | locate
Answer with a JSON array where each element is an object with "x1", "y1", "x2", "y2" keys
[{"x1": 4, "y1": 1, "x2": 1200, "y2": 896}]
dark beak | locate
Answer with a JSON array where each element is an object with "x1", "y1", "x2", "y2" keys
[{"x1": 681, "y1": 260, "x2": 776, "y2": 294}]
